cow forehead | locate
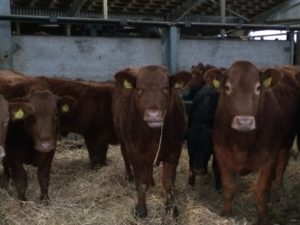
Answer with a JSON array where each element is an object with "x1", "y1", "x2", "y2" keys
[
  {"x1": 0, "y1": 96, "x2": 9, "y2": 118},
  {"x1": 136, "y1": 70, "x2": 169, "y2": 88},
  {"x1": 28, "y1": 91, "x2": 58, "y2": 112},
  {"x1": 227, "y1": 64, "x2": 260, "y2": 86}
]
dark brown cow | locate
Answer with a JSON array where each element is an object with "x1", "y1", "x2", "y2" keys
[
  {"x1": 112, "y1": 65, "x2": 191, "y2": 218},
  {"x1": 204, "y1": 61, "x2": 285, "y2": 225},
  {"x1": 0, "y1": 70, "x2": 76, "y2": 201},
  {"x1": 36, "y1": 76, "x2": 119, "y2": 169},
  {"x1": 0, "y1": 95, "x2": 34, "y2": 160}
]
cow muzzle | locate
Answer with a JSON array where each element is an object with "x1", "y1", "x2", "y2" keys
[
  {"x1": 35, "y1": 141, "x2": 56, "y2": 153},
  {"x1": 0, "y1": 146, "x2": 5, "y2": 159},
  {"x1": 231, "y1": 116, "x2": 256, "y2": 132},
  {"x1": 144, "y1": 109, "x2": 164, "y2": 128}
]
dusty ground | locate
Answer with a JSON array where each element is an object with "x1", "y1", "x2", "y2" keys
[{"x1": 0, "y1": 138, "x2": 299, "y2": 225}]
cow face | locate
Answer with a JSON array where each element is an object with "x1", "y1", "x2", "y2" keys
[
  {"x1": 14, "y1": 90, "x2": 76, "y2": 152},
  {"x1": 0, "y1": 95, "x2": 34, "y2": 159},
  {"x1": 204, "y1": 61, "x2": 281, "y2": 132},
  {"x1": 115, "y1": 66, "x2": 192, "y2": 128}
]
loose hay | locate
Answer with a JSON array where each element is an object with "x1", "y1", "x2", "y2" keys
[{"x1": 0, "y1": 138, "x2": 299, "y2": 225}]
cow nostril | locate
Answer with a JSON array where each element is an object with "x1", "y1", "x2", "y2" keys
[
  {"x1": 145, "y1": 109, "x2": 163, "y2": 120},
  {"x1": 232, "y1": 116, "x2": 256, "y2": 131}
]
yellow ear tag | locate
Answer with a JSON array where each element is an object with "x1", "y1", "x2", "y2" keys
[
  {"x1": 263, "y1": 77, "x2": 272, "y2": 88},
  {"x1": 174, "y1": 82, "x2": 183, "y2": 89},
  {"x1": 62, "y1": 104, "x2": 70, "y2": 113},
  {"x1": 123, "y1": 80, "x2": 133, "y2": 89},
  {"x1": 14, "y1": 109, "x2": 24, "y2": 119},
  {"x1": 213, "y1": 79, "x2": 220, "y2": 88}
]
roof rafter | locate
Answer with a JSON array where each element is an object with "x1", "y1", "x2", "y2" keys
[
  {"x1": 251, "y1": 0, "x2": 300, "y2": 23},
  {"x1": 171, "y1": 0, "x2": 207, "y2": 22},
  {"x1": 66, "y1": 0, "x2": 89, "y2": 17}
]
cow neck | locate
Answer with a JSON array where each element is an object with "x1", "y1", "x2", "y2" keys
[{"x1": 153, "y1": 110, "x2": 167, "y2": 166}]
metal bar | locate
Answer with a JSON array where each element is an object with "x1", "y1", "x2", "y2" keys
[
  {"x1": 67, "y1": 0, "x2": 89, "y2": 17},
  {"x1": 251, "y1": 0, "x2": 300, "y2": 23},
  {"x1": 220, "y1": 0, "x2": 226, "y2": 37},
  {"x1": 171, "y1": 0, "x2": 206, "y2": 22},
  {"x1": 210, "y1": 0, "x2": 249, "y2": 22},
  {"x1": 103, "y1": 0, "x2": 108, "y2": 19},
  {"x1": 2, "y1": 15, "x2": 300, "y2": 31}
]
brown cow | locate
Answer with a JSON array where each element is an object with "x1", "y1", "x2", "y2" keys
[
  {"x1": 112, "y1": 65, "x2": 191, "y2": 218},
  {"x1": 204, "y1": 61, "x2": 285, "y2": 225},
  {"x1": 0, "y1": 95, "x2": 33, "y2": 160},
  {"x1": 0, "y1": 71, "x2": 76, "y2": 201},
  {"x1": 36, "y1": 76, "x2": 120, "y2": 170}
]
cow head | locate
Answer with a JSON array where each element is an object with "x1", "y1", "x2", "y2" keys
[
  {"x1": 115, "y1": 66, "x2": 192, "y2": 128},
  {"x1": 0, "y1": 95, "x2": 34, "y2": 159},
  {"x1": 204, "y1": 61, "x2": 281, "y2": 132},
  {"x1": 13, "y1": 90, "x2": 76, "y2": 152}
]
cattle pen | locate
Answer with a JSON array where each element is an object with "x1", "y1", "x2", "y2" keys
[{"x1": 1, "y1": 0, "x2": 300, "y2": 225}]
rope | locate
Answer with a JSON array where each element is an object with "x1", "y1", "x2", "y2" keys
[{"x1": 153, "y1": 111, "x2": 167, "y2": 167}]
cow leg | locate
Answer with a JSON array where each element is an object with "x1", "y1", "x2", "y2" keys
[
  {"x1": 219, "y1": 166, "x2": 237, "y2": 217},
  {"x1": 188, "y1": 156, "x2": 196, "y2": 186},
  {"x1": 132, "y1": 163, "x2": 152, "y2": 218},
  {"x1": 212, "y1": 157, "x2": 222, "y2": 191},
  {"x1": 84, "y1": 135, "x2": 108, "y2": 169},
  {"x1": 120, "y1": 142, "x2": 133, "y2": 182},
  {"x1": 2, "y1": 157, "x2": 10, "y2": 188},
  {"x1": 274, "y1": 148, "x2": 289, "y2": 187},
  {"x1": 161, "y1": 161, "x2": 178, "y2": 218},
  {"x1": 253, "y1": 166, "x2": 273, "y2": 225},
  {"x1": 11, "y1": 161, "x2": 28, "y2": 201},
  {"x1": 37, "y1": 152, "x2": 54, "y2": 202}
]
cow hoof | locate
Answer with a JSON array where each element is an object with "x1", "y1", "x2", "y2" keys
[
  {"x1": 166, "y1": 205, "x2": 179, "y2": 218},
  {"x1": 90, "y1": 162, "x2": 107, "y2": 170},
  {"x1": 134, "y1": 205, "x2": 147, "y2": 218},
  {"x1": 257, "y1": 216, "x2": 270, "y2": 225},
  {"x1": 126, "y1": 174, "x2": 134, "y2": 183},
  {"x1": 220, "y1": 209, "x2": 232, "y2": 217},
  {"x1": 188, "y1": 177, "x2": 195, "y2": 187}
]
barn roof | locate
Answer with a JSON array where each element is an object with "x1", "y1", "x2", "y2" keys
[{"x1": 10, "y1": 0, "x2": 286, "y2": 23}]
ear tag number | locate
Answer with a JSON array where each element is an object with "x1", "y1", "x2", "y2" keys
[
  {"x1": 263, "y1": 77, "x2": 272, "y2": 88},
  {"x1": 124, "y1": 80, "x2": 133, "y2": 89},
  {"x1": 213, "y1": 79, "x2": 220, "y2": 88},
  {"x1": 62, "y1": 104, "x2": 70, "y2": 112},
  {"x1": 175, "y1": 82, "x2": 183, "y2": 89},
  {"x1": 14, "y1": 109, "x2": 24, "y2": 119}
]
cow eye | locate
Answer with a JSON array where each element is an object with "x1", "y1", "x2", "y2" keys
[
  {"x1": 224, "y1": 84, "x2": 231, "y2": 94},
  {"x1": 163, "y1": 87, "x2": 169, "y2": 94},
  {"x1": 255, "y1": 83, "x2": 261, "y2": 95},
  {"x1": 137, "y1": 88, "x2": 143, "y2": 96}
]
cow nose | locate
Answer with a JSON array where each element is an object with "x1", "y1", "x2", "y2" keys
[
  {"x1": 0, "y1": 146, "x2": 5, "y2": 159},
  {"x1": 35, "y1": 141, "x2": 55, "y2": 152},
  {"x1": 231, "y1": 116, "x2": 256, "y2": 132},
  {"x1": 144, "y1": 109, "x2": 163, "y2": 121}
]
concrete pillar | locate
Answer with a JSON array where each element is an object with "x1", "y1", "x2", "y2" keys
[
  {"x1": 220, "y1": 0, "x2": 226, "y2": 38},
  {"x1": 103, "y1": 0, "x2": 108, "y2": 19},
  {"x1": 295, "y1": 32, "x2": 300, "y2": 65},
  {"x1": 0, "y1": 0, "x2": 12, "y2": 69},
  {"x1": 287, "y1": 31, "x2": 295, "y2": 65},
  {"x1": 161, "y1": 26, "x2": 180, "y2": 74}
]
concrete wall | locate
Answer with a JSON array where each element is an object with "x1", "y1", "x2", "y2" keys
[
  {"x1": 179, "y1": 39, "x2": 290, "y2": 70},
  {"x1": 12, "y1": 36, "x2": 290, "y2": 80},
  {"x1": 12, "y1": 36, "x2": 162, "y2": 81},
  {"x1": 0, "y1": 0, "x2": 12, "y2": 69}
]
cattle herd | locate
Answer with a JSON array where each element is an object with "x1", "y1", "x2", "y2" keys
[{"x1": 0, "y1": 60, "x2": 299, "y2": 225}]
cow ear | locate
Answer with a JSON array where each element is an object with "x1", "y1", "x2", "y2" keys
[
  {"x1": 203, "y1": 68, "x2": 225, "y2": 89},
  {"x1": 170, "y1": 71, "x2": 192, "y2": 89},
  {"x1": 58, "y1": 96, "x2": 77, "y2": 113},
  {"x1": 9, "y1": 102, "x2": 35, "y2": 121},
  {"x1": 114, "y1": 68, "x2": 137, "y2": 89},
  {"x1": 260, "y1": 68, "x2": 282, "y2": 88}
]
